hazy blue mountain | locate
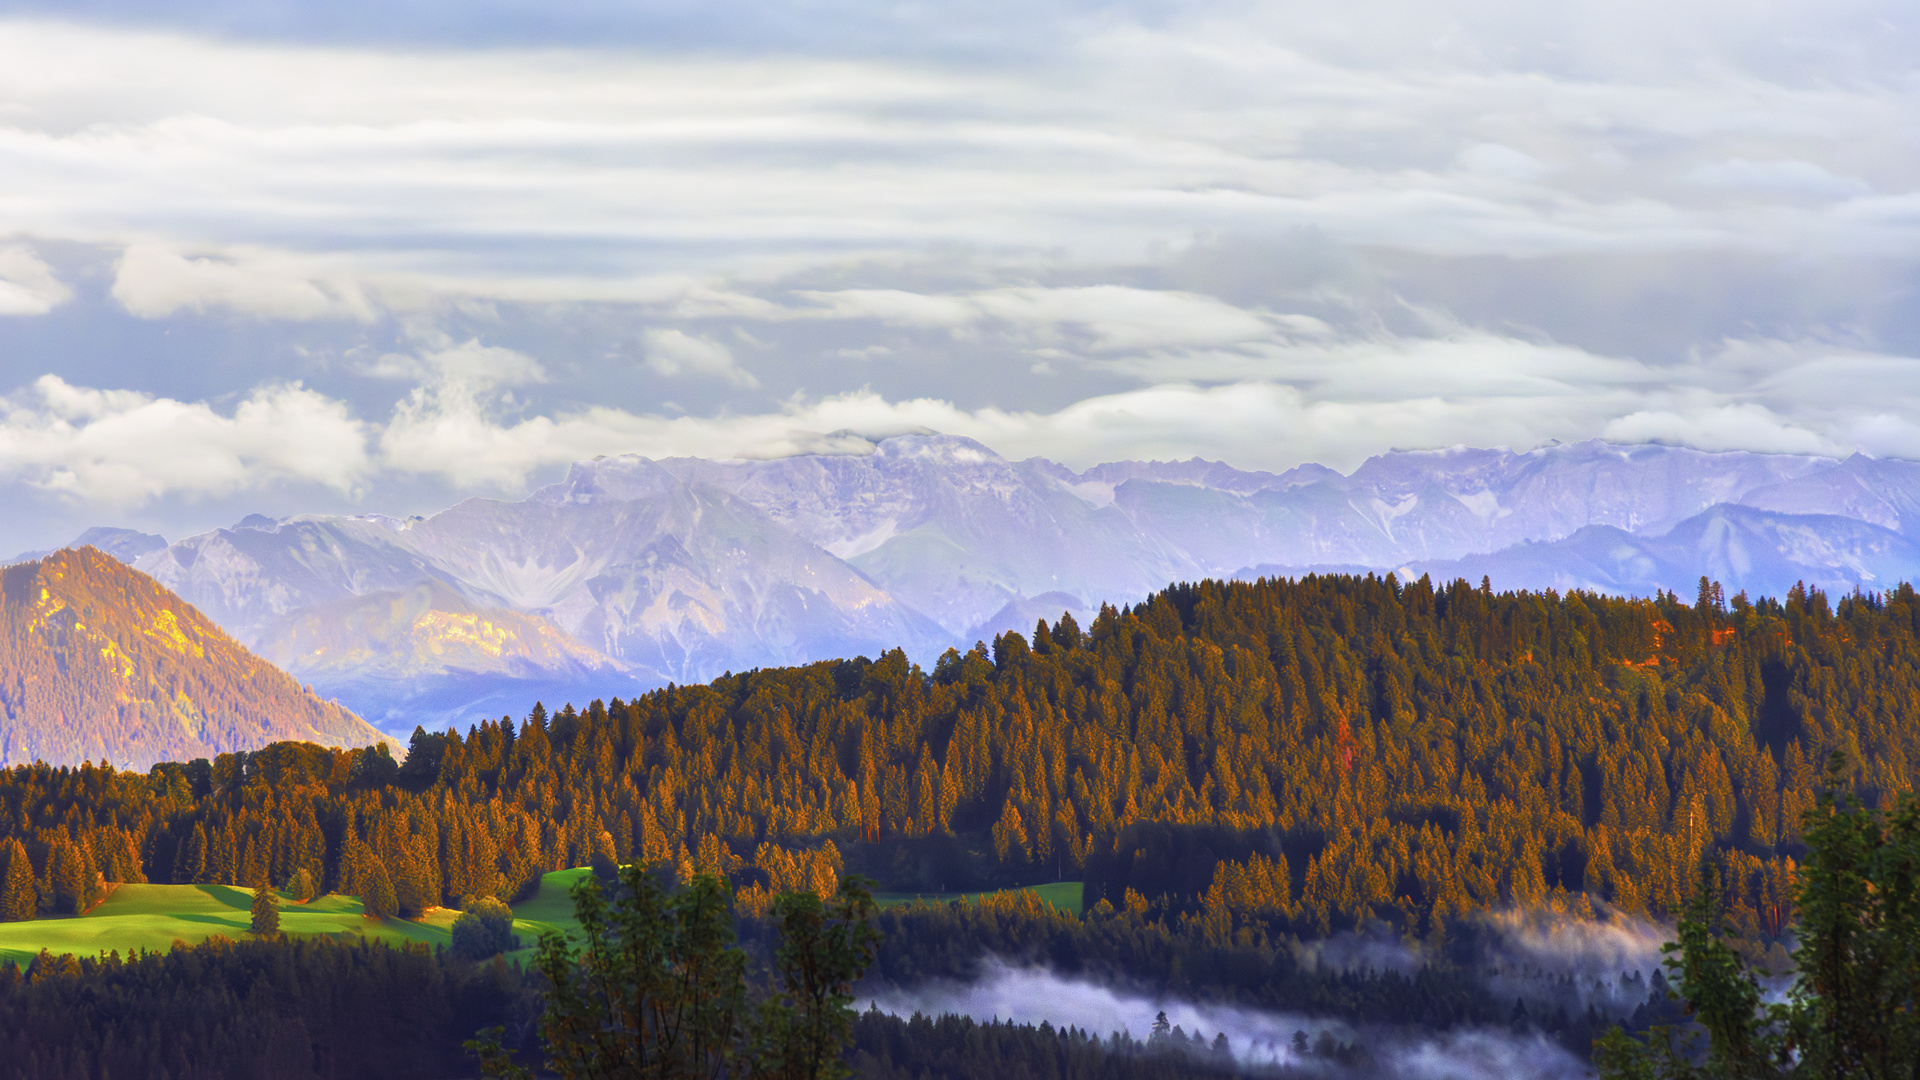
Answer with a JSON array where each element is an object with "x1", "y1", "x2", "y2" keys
[
  {"x1": 7, "y1": 526, "x2": 168, "y2": 567},
  {"x1": 132, "y1": 460, "x2": 952, "y2": 730},
  {"x1": 647, "y1": 438, "x2": 1191, "y2": 634},
  {"x1": 63, "y1": 434, "x2": 1920, "y2": 732},
  {"x1": 1248, "y1": 504, "x2": 1920, "y2": 601}
]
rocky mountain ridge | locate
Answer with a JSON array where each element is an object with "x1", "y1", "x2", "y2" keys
[{"x1": 33, "y1": 435, "x2": 1920, "y2": 731}]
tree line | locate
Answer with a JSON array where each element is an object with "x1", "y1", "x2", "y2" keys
[{"x1": 0, "y1": 930, "x2": 1256, "y2": 1080}]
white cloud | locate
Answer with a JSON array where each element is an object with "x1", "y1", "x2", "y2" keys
[
  {"x1": 370, "y1": 373, "x2": 1645, "y2": 484},
  {"x1": 644, "y1": 329, "x2": 759, "y2": 387},
  {"x1": 797, "y1": 290, "x2": 980, "y2": 330},
  {"x1": 0, "y1": 376, "x2": 370, "y2": 504},
  {"x1": 793, "y1": 286, "x2": 1280, "y2": 352},
  {"x1": 0, "y1": 10, "x2": 1910, "y2": 521},
  {"x1": 362, "y1": 338, "x2": 548, "y2": 389},
  {"x1": 113, "y1": 245, "x2": 377, "y2": 321},
  {"x1": 354, "y1": 327, "x2": 1920, "y2": 486},
  {"x1": 1685, "y1": 158, "x2": 1872, "y2": 200},
  {"x1": 1601, "y1": 403, "x2": 1839, "y2": 456},
  {"x1": 1091, "y1": 332, "x2": 1662, "y2": 394},
  {"x1": 1457, "y1": 143, "x2": 1555, "y2": 182},
  {"x1": 0, "y1": 245, "x2": 72, "y2": 315},
  {"x1": 0, "y1": 12, "x2": 1902, "y2": 322},
  {"x1": 17, "y1": 326, "x2": 1920, "y2": 504}
]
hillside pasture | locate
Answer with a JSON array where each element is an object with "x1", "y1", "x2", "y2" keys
[
  {"x1": 0, "y1": 869, "x2": 1033, "y2": 969},
  {"x1": 0, "y1": 870, "x2": 593, "y2": 968}
]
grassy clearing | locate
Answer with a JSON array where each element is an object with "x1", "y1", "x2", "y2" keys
[
  {"x1": 874, "y1": 881, "x2": 1083, "y2": 916},
  {"x1": 0, "y1": 872, "x2": 1080, "y2": 968},
  {"x1": 0, "y1": 869, "x2": 593, "y2": 969},
  {"x1": 502, "y1": 868, "x2": 591, "y2": 962}
]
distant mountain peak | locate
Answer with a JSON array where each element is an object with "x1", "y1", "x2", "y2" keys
[
  {"x1": 68, "y1": 526, "x2": 167, "y2": 563},
  {"x1": 0, "y1": 547, "x2": 390, "y2": 768},
  {"x1": 64, "y1": 436, "x2": 1920, "y2": 734}
]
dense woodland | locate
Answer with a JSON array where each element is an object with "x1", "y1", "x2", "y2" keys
[
  {"x1": 0, "y1": 932, "x2": 1270, "y2": 1080},
  {"x1": 0, "y1": 936, "x2": 525, "y2": 1079},
  {"x1": 3, "y1": 573, "x2": 1916, "y2": 952}
]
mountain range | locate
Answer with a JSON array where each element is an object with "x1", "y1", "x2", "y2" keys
[
  {"x1": 27, "y1": 435, "x2": 1920, "y2": 733},
  {"x1": 0, "y1": 547, "x2": 390, "y2": 769}
]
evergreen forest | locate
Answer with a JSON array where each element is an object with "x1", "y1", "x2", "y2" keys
[{"x1": 5, "y1": 572, "x2": 1920, "y2": 1075}]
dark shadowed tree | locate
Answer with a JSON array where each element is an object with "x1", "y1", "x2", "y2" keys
[
  {"x1": 748, "y1": 880, "x2": 881, "y2": 1080},
  {"x1": 471, "y1": 867, "x2": 878, "y2": 1080},
  {"x1": 451, "y1": 896, "x2": 517, "y2": 960},
  {"x1": 251, "y1": 876, "x2": 280, "y2": 936}
]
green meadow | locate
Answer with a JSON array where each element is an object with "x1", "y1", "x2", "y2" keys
[
  {"x1": 0, "y1": 870, "x2": 592, "y2": 969},
  {"x1": 874, "y1": 881, "x2": 1083, "y2": 915},
  {"x1": 0, "y1": 871, "x2": 1082, "y2": 968}
]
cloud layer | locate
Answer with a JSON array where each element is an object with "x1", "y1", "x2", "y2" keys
[
  {"x1": 16, "y1": 328, "x2": 1920, "y2": 507},
  {"x1": 0, "y1": 5, "x2": 1909, "y2": 544}
]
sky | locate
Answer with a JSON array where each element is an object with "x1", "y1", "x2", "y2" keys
[{"x1": 0, "y1": 0, "x2": 1915, "y2": 552}]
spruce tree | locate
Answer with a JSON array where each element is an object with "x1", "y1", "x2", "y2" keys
[
  {"x1": 250, "y1": 876, "x2": 280, "y2": 936},
  {"x1": 173, "y1": 822, "x2": 207, "y2": 885},
  {"x1": 48, "y1": 838, "x2": 87, "y2": 915},
  {"x1": 362, "y1": 860, "x2": 397, "y2": 920},
  {"x1": 0, "y1": 838, "x2": 34, "y2": 923}
]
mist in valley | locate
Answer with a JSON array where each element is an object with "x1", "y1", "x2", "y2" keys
[{"x1": 864, "y1": 907, "x2": 1703, "y2": 1078}]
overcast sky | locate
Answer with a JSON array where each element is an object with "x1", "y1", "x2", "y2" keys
[{"x1": 0, "y1": 0, "x2": 1914, "y2": 551}]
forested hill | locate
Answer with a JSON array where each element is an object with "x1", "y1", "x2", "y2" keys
[
  {"x1": 0, "y1": 547, "x2": 389, "y2": 770},
  {"x1": 2, "y1": 573, "x2": 1914, "y2": 944}
]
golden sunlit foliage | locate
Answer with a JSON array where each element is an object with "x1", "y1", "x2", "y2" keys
[{"x1": 2, "y1": 573, "x2": 1913, "y2": 947}]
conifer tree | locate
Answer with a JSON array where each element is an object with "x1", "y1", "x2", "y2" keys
[
  {"x1": 0, "y1": 838, "x2": 34, "y2": 923},
  {"x1": 173, "y1": 822, "x2": 207, "y2": 886},
  {"x1": 250, "y1": 875, "x2": 280, "y2": 936},
  {"x1": 362, "y1": 860, "x2": 397, "y2": 920},
  {"x1": 48, "y1": 838, "x2": 87, "y2": 915}
]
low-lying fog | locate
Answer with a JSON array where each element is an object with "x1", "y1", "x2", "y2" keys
[
  {"x1": 868, "y1": 960, "x2": 1592, "y2": 1078},
  {"x1": 866, "y1": 909, "x2": 1696, "y2": 1078}
]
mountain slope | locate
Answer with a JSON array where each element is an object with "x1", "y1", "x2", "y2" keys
[
  {"x1": 135, "y1": 464, "x2": 952, "y2": 725},
  {"x1": 106, "y1": 434, "x2": 1920, "y2": 731},
  {"x1": 400, "y1": 467, "x2": 951, "y2": 681},
  {"x1": 646, "y1": 438, "x2": 1185, "y2": 633},
  {"x1": 0, "y1": 547, "x2": 390, "y2": 768}
]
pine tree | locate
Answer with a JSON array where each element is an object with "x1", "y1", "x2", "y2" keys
[
  {"x1": 173, "y1": 822, "x2": 207, "y2": 885},
  {"x1": 0, "y1": 838, "x2": 34, "y2": 922},
  {"x1": 250, "y1": 875, "x2": 280, "y2": 936},
  {"x1": 48, "y1": 837, "x2": 87, "y2": 915},
  {"x1": 362, "y1": 860, "x2": 397, "y2": 920}
]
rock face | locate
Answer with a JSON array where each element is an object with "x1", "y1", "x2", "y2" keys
[
  {"x1": 0, "y1": 547, "x2": 390, "y2": 769},
  {"x1": 88, "y1": 433, "x2": 1920, "y2": 731}
]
